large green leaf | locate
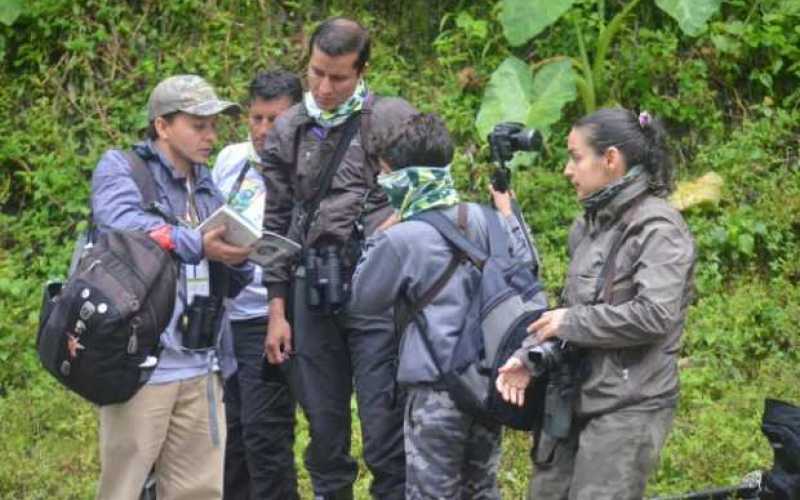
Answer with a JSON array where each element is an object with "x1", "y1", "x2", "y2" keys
[
  {"x1": 499, "y1": 0, "x2": 577, "y2": 47},
  {"x1": 475, "y1": 57, "x2": 577, "y2": 140},
  {"x1": 0, "y1": 0, "x2": 22, "y2": 26},
  {"x1": 655, "y1": 0, "x2": 722, "y2": 36},
  {"x1": 527, "y1": 59, "x2": 577, "y2": 130},
  {"x1": 476, "y1": 57, "x2": 535, "y2": 140}
]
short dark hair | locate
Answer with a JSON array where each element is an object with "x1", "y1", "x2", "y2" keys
[
  {"x1": 375, "y1": 113, "x2": 454, "y2": 170},
  {"x1": 574, "y1": 107, "x2": 675, "y2": 196},
  {"x1": 146, "y1": 111, "x2": 179, "y2": 141},
  {"x1": 248, "y1": 69, "x2": 303, "y2": 105},
  {"x1": 309, "y1": 17, "x2": 370, "y2": 71}
]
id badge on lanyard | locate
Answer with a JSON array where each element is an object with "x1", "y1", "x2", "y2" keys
[{"x1": 187, "y1": 260, "x2": 210, "y2": 300}]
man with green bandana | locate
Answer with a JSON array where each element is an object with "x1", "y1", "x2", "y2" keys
[
  {"x1": 349, "y1": 113, "x2": 540, "y2": 500},
  {"x1": 260, "y1": 16, "x2": 416, "y2": 500}
]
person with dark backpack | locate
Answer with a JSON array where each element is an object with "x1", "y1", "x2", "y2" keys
[
  {"x1": 349, "y1": 112, "x2": 544, "y2": 500},
  {"x1": 36, "y1": 157, "x2": 179, "y2": 407},
  {"x1": 90, "y1": 74, "x2": 253, "y2": 500}
]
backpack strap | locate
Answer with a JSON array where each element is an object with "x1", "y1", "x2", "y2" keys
[
  {"x1": 124, "y1": 150, "x2": 159, "y2": 208},
  {"x1": 593, "y1": 193, "x2": 648, "y2": 305},
  {"x1": 395, "y1": 204, "x2": 471, "y2": 377},
  {"x1": 411, "y1": 205, "x2": 488, "y2": 267},
  {"x1": 402, "y1": 205, "x2": 470, "y2": 322},
  {"x1": 83, "y1": 149, "x2": 165, "y2": 249}
]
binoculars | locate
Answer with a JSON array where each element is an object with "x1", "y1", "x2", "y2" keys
[
  {"x1": 180, "y1": 295, "x2": 222, "y2": 349},
  {"x1": 304, "y1": 245, "x2": 347, "y2": 314}
]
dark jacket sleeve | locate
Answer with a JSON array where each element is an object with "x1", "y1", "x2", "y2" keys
[{"x1": 260, "y1": 110, "x2": 299, "y2": 300}]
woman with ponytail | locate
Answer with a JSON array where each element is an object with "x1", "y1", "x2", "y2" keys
[{"x1": 497, "y1": 108, "x2": 697, "y2": 499}]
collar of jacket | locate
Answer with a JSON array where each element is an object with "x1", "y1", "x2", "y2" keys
[
  {"x1": 585, "y1": 174, "x2": 651, "y2": 236},
  {"x1": 134, "y1": 140, "x2": 216, "y2": 192},
  {"x1": 290, "y1": 104, "x2": 314, "y2": 129}
]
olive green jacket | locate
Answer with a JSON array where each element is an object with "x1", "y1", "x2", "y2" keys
[{"x1": 559, "y1": 175, "x2": 696, "y2": 417}]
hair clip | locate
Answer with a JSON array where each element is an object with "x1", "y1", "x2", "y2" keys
[{"x1": 638, "y1": 111, "x2": 652, "y2": 129}]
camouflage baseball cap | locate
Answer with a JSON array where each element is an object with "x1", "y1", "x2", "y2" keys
[{"x1": 147, "y1": 74, "x2": 240, "y2": 121}]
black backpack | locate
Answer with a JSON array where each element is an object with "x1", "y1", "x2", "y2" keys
[
  {"x1": 398, "y1": 204, "x2": 548, "y2": 430},
  {"x1": 36, "y1": 151, "x2": 179, "y2": 406},
  {"x1": 761, "y1": 399, "x2": 800, "y2": 499}
]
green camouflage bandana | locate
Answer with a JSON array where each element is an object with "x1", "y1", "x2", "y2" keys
[
  {"x1": 377, "y1": 166, "x2": 461, "y2": 220},
  {"x1": 304, "y1": 79, "x2": 367, "y2": 128},
  {"x1": 581, "y1": 164, "x2": 644, "y2": 213}
]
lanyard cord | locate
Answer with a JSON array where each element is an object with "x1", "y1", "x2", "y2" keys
[
  {"x1": 226, "y1": 160, "x2": 252, "y2": 204},
  {"x1": 185, "y1": 171, "x2": 201, "y2": 227}
]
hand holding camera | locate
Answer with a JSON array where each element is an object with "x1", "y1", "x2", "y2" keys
[
  {"x1": 487, "y1": 122, "x2": 543, "y2": 193},
  {"x1": 527, "y1": 308, "x2": 566, "y2": 344},
  {"x1": 489, "y1": 184, "x2": 513, "y2": 217}
]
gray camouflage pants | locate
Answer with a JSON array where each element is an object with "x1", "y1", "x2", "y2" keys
[
  {"x1": 404, "y1": 386, "x2": 502, "y2": 500},
  {"x1": 528, "y1": 406, "x2": 674, "y2": 500}
]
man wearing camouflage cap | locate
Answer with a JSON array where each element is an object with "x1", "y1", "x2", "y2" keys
[{"x1": 91, "y1": 74, "x2": 253, "y2": 500}]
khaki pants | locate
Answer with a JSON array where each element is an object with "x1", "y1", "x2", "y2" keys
[{"x1": 96, "y1": 374, "x2": 225, "y2": 500}]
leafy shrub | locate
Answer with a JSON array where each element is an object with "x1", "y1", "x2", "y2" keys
[{"x1": 1, "y1": 0, "x2": 799, "y2": 498}]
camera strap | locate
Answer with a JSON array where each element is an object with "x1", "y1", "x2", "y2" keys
[
  {"x1": 299, "y1": 112, "x2": 363, "y2": 239},
  {"x1": 592, "y1": 193, "x2": 648, "y2": 305},
  {"x1": 73, "y1": 150, "x2": 162, "y2": 275}
]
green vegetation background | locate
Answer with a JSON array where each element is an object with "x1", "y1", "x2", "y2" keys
[{"x1": 1, "y1": 1, "x2": 798, "y2": 498}]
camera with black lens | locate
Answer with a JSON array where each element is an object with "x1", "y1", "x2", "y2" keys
[
  {"x1": 526, "y1": 338, "x2": 581, "y2": 440},
  {"x1": 526, "y1": 339, "x2": 565, "y2": 378},
  {"x1": 488, "y1": 122, "x2": 544, "y2": 192},
  {"x1": 304, "y1": 244, "x2": 347, "y2": 314},
  {"x1": 180, "y1": 295, "x2": 222, "y2": 349}
]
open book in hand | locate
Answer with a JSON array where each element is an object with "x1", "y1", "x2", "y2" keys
[{"x1": 197, "y1": 204, "x2": 301, "y2": 267}]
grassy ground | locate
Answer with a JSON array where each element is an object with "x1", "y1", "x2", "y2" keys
[{"x1": 1, "y1": 355, "x2": 798, "y2": 499}]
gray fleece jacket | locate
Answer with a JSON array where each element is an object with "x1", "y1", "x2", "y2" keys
[{"x1": 349, "y1": 203, "x2": 537, "y2": 385}]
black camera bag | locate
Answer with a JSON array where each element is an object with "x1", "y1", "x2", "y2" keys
[{"x1": 36, "y1": 151, "x2": 178, "y2": 405}]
